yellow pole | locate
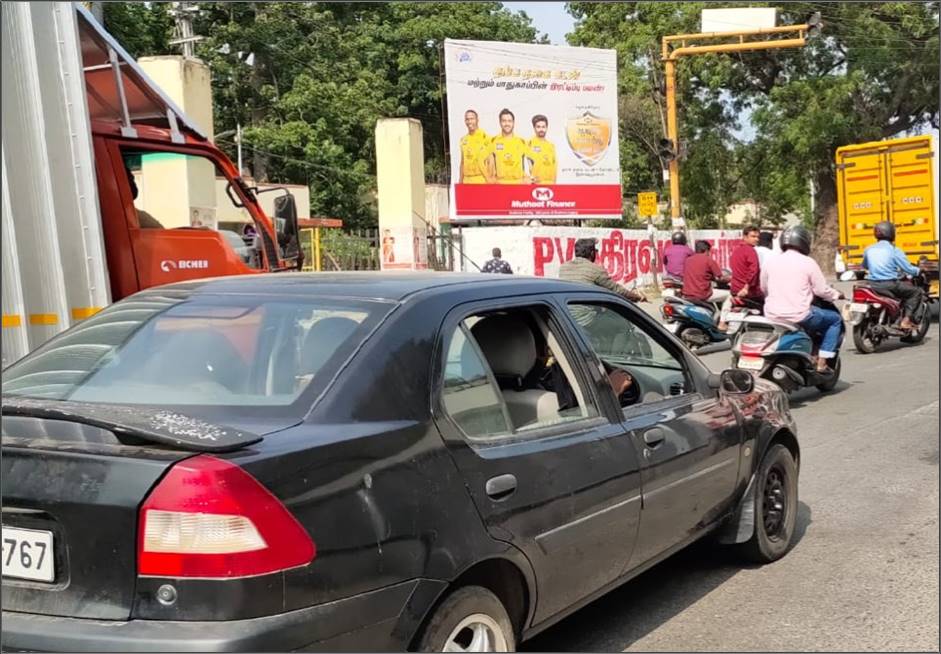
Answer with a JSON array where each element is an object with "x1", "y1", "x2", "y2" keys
[
  {"x1": 664, "y1": 57, "x2": 681, "y2": 224},
  {"x1": 314, "y1": 227, "x2": 321, "y2": 272}
]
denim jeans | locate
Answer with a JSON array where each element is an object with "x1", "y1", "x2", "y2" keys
[{"x1": 798, "y1": 306, "x2": 843, "y2": 358}]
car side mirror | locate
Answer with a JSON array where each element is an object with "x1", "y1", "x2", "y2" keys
[
  {"x1": 273, "y1": 192, "x2": 301, "y2": 261},
  {"x1": 719, "y1": 369, "x2": 755, "y2": 394}
]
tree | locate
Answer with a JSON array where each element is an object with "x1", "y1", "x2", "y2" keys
[
  {"x1": 567, "y1": 2, "x2": 940, "y2": 267},
  {"x1": 102, "y1": 2, "x2": 539, "y2": 229}
]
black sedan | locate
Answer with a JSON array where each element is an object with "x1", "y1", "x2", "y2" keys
[{"x1": 1, "y1": 273, "x2": 800, "y2": 652}]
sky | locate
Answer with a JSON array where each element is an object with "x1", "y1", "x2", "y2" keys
[{"x1": 503, "y1": 1, "x2": 575, "y2": 45}]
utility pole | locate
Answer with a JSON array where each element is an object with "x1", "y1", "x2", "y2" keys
[
  {"x1": 170, "y1": 2, "x2": 203, "y2": 60},
  {"x1": 661, "y1": 14, "x2": 821, "y2": 228}
]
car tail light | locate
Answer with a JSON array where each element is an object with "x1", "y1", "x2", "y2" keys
[{"x1": 138, "y1": 455, "x2": 315, "y2": 578}]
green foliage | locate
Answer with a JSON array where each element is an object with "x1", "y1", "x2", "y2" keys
[
  {"x1": 567, "y1": 1, "x2": 940, "y2": 253},
  {"x1": 106, "y1": 2, "x2": 537, "y2": 229},
  {"x1": 101, "y1": 2, "x2": 174, "y2": 57}
]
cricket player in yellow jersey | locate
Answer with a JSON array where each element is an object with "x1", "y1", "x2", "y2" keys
[
  {"x1": 527, "y1": 114, "x2": 557, "y2": 184},
  {"x1": 459, "y1": 109, "x2": 494, "y2": 184},
  {"x1": 492, "y1": 108, "x2": 528, "y2": 184}
]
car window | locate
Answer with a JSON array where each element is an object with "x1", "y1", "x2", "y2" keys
[
  {"x1": 442, "y1": 326, "x2": 512, "y2": 440},
  {"x1": 441, "y1": 306, "x2": 599, "y2": 441},
  {"x1": 566, "y1": 301, "x2": 691, "y2": 407},
  {"x1": 2, "y1": 295, "x2": 386, "y2": 413}
]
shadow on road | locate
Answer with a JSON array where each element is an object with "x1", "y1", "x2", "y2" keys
[
  {"x1": 787, "y1": 381, "x2": 851, "y2": 408},
  {"x1": 522, "y1": 502, "x2": 813, "y2": 652}
]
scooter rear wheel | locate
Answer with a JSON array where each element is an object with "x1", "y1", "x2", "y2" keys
[
  {"x1": 678, "y1": 326, "x2": 708, "y2": 350},
  {"x1": 815, "y1": 356, "x2": 841, "y2": 392}
]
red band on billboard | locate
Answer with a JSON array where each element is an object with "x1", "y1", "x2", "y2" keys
[{"x1": 455, "y1": 184, "x2": 622, "y2": 217}]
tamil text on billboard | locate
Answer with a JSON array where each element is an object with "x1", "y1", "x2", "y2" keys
[{"x1": 444, "y1": 39, "x2": 621, "y2": 221}]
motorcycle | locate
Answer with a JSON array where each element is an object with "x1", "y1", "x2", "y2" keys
[
  {"x1": 846, "y1": 270, "x2": 934, "y2": 353},
  {"x1": 731, "y1": 299, "x2": 844, "y2": 394}
]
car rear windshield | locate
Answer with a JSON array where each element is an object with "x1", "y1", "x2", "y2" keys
[{"x1": 2, "y1": 293, "x2": 392, "y2": 416}]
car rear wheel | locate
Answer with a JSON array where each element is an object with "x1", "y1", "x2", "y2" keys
[
  {"x1": 852, "y1": 320, "x2": 878, "y2": 353},
  {"x1": 737, "y1": 443, "x2": 798, "y2": 564},
  {"x1": 416, "y1": 586, "x2": 515, "y2": 652}
]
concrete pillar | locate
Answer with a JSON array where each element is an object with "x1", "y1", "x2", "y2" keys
[
  {"x1": 375, "y1": 118, "x2": 428, "y2": 270},
  {"x1": 136, "y1": 56, "x2": 216, "y2": 229}
]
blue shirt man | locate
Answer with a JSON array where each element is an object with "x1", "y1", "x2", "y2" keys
[
  {"x1": 862, "y1": 240, "x2": 919, "y2": 281},
  {"x1": 861, "y1": 222, "x2": 924, "y2": 330}
]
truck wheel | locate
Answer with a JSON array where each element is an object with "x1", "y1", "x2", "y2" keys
[
  {"x1": 736, "y1": 444, "x2": 799, "y2": 564},
  {"x1": 416, "y1": 586, "x2": 515, "y2": 652},
  {"x1": 852, "y1": 321, "x2": 878, "y2": 354},
  {"x1": 901, "y1": 309, "x2": 930, "y2": 344}
]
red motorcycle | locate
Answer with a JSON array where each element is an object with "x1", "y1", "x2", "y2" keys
[{"x1": 846, "y1": 270, "x2": 933, "y2": 353}]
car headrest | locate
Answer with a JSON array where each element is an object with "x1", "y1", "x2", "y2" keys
[
  {"x1": 299, "y1": 317, "x2": 359, "y2": 376},
  {"x1": 471, "y1": 314, "x2": 536, "y2": 378}
]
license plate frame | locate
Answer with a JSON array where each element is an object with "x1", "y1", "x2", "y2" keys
[
  {"x1": 737, "y1": 356, "x2": 764, "y2": 371},
  {"x1": 2, "y1": 526, "x2": 55, "y2": 583}
]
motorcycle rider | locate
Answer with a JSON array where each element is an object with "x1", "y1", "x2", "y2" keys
[
  {"x1": 719, "y1": 225, "x2": 764, "y2": 330},
  {"x1": 682, "y1": 240, "x2": 731, "y2": 308},
  {"x1": 662, "y1": 231, "x2": 694, "y2": 283},
  {"x1": 861, "y1": 221, "x2": 923, "y2": 332},
  {"x1": 760, "y1": 225, "x2": 844, "y2": 374}
]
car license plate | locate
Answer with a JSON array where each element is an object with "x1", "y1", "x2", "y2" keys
[
  {"x1": 2, "y1": 526, "x2": 55, "y2": 582},
  {"x1": 737, "y1": 356, "x2": 763, "y2": 371},
  {"x1": 664, "y1": 322, "x2": 680, "y2": 333},
  {"x1": 850, "y1": 302, "x2": 870, "y2": 314}
]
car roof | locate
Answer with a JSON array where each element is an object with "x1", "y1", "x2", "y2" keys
[{"x1": 143, "y1": 271, "x2": 599, "y2": 302}]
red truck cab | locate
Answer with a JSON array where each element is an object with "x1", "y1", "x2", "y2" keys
[{"x1": 79, "y1": 5, "x2": 300, "y2": 301}]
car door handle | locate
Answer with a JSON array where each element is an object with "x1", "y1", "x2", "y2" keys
[
  {"x1": 485, "y1": 474, "x2": 517, "y2": 501},
  {"x1": 643, "y1": 428, "x2": 665, "y2": 448}
]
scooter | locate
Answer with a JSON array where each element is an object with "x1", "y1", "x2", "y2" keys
[
  {"x1": 661, "y1": 291, "x2": 760, "y2": 351},
  {"x1": 846, "y1": 270, "x2": 934, "y2": 353},
  {"x1": 731, "y1": 299, "x2": 844, "y2": 394}
]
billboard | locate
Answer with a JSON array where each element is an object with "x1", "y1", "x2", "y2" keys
[{"x1": 444, "y1": 39, "x2": 622, "y2": 221}]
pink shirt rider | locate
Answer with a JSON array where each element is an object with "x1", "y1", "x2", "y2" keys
[{"x1": 760, "y1": 249, "x2": 841, "y2": 323}]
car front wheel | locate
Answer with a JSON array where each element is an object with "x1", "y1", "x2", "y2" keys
[
  {"x1": 416, "y1": 586, "x2": 515, "y2": 652},
  {"x1": 738, "y1": 443, "x2": 799, "y2": 564}
]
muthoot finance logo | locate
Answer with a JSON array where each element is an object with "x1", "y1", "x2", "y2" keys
[
  {"x1": 532, "y1": 187, "x2": 554, "y2": 201},
  {"x1": 512, "y1": 187, "x2": 575, "y2": 210},
  {"x1": 160, "y1": 259, "x2": 209, "y2": 272}
]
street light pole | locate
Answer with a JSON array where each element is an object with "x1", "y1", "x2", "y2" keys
[{"x1": 660, "y1": 15, "x2": 820, "y2": 229}]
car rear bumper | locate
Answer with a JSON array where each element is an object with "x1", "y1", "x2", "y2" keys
[{"x1": 1, "y1": 579, "x2": 430, "y2": 652}]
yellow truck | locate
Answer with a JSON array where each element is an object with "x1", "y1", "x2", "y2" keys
[{"x1": 836, "y1": 135, "x2": 938, "y2": 297}]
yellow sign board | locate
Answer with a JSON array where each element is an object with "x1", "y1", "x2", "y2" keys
[{"x1": 638, "y1": 192, "x2": 658, "y2": 218}]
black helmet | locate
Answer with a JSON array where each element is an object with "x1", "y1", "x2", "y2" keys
[
  {"x1": 671, "y1": 231, "x2": 687, "y2": 245},
  {"x1": 779, "y1": 225, "x2": 812, "y2": 255},
  {"x1": 874, "y1": 221, "x2": 895, "y2": 242}
]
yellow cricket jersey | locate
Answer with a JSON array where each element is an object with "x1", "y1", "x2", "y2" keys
[
  {"x1": 492, "y1": 135, "x2": 528, "y2": 184},
  {"x1": 459, "y1": 129, "x2": 492, "y2": 184},
  {"x1": 527, "y1": 137, "x2": 557, "y2": 184}
]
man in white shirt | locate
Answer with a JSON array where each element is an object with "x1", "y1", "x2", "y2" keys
[{"x1": 756, "y1": 231, "x2": 775, "y2": 267}]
